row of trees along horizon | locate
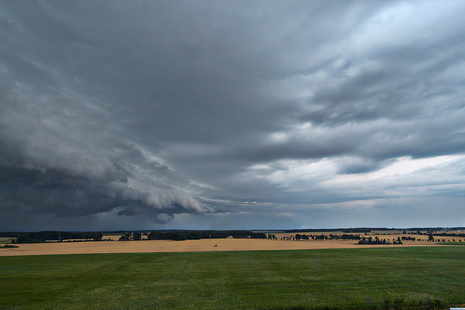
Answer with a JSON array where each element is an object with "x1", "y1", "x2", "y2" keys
[
  {"x1": 122, "y1": 230, "x2": 268, "y2": 241},
  {"x1": 3, "y1": 230, "x2": 267, "y2": 243},
  {"x1": 3, "y1": 229, "x2": 465, "y2": 244},
  {"x1": 10, "y1": 231, "x2": 104, "y2": 244}
]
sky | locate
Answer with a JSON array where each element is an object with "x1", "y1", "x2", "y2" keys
[{"x1": 1, "y1": 1, "x2": 465, "y2": 231}]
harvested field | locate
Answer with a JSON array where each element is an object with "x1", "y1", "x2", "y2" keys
[{"x1": 0, "y1": 238, "x2": 439, "y2": 256}]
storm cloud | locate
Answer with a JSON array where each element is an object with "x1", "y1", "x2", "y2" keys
[{"x1": 1, "y1": 1, "x2": 465, "y2": 231}]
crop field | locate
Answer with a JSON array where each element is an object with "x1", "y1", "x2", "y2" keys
[
  {"x1": 0, "y1": 238, "x2": 440, "y2": 256},
  {"x1": 1, "y1": 246, "x2": 465, "y2": 310}
]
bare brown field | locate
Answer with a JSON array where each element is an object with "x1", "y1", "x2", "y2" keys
[
  {"x1": 103, "y1": 234, "x2": 122, "y2": 241},
  {"x1": 0, "y1": 238, "x2": 441, "y2": 256}
]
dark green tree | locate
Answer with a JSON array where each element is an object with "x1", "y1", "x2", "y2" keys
[
  {"x1": 91, "y1": 232, "x2": 103, "y2": 241},
  {"x1": 133, "y1": 232, "x2": 141, "y2": 241},
  {"x1": 119, "y1": 232, "x2": 132, "y2": 241},
  {"x1": 428, "y1": 232, "x2": 434, "y2": 242}
]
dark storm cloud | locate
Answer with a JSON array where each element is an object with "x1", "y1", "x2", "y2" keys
[{"x1": 1, "y1": 0, "x2": 465, "y2": 230}]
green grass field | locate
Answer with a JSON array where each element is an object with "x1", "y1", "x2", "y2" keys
[{"x1": 1, "y1": 247, "x2": 464, "y2": 309}]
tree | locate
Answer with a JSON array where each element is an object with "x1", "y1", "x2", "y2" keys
[
  {"x1": 428, "y1": 232, "x2": 434, "y2": 242},
  {"x1": 91, "y1": 232, "x2": 103, "y2": 241},
  {"x1": 133, "y1": 232, "x2": 141, "y2": 241},
  {"x1": 119, "y1": 232, "x2": 132, "y2": 241}
]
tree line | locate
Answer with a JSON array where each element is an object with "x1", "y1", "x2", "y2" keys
[
  {"x1": 358, "y1": 236, "x2": 403, "y2": 244},
  {"x1": 284, "y1": 228, "x2": 372, "y2": 233},
  {"x1": 118, "y1": 230, "x2": 268, "y2": 241},
  {"x1": 147, "y1": 230, "x2": 267, "y2": 241},
  {"x1": 282, "y1": 234, "x2": 362, "y2": 241},
  {"x1": 11, "y1": 231, "x2": 103, "y2": 243}
]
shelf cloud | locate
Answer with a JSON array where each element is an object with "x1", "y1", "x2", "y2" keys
[{"x1": 1, "y1": 1, "x2": 465, "y2": 230}]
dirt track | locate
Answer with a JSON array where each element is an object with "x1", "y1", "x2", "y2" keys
[{"x1": 0, "y1": 238, "x2": 439, "y2": 256}]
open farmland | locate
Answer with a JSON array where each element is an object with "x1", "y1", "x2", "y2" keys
[
  {"x1": 2, "y1": 228, "x2": 461, "y2": 257},
  {"x1": 1, "y1": 246, "x2": 465, "y2": 310},
  {"x1": 0, "y1": 237, "x2": 441, "y2": 256}
]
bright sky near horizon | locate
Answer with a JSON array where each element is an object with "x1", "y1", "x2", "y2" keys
[{"x1": 1, "y1": 0, "x2": 465, "y2": 231}]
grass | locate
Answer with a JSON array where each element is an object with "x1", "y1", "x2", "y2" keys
[
  {"x1": 438, "y1": 242, "x2": 465, "y2": 245},
  {"x1": 1, "y1": 246, "x2": 465, "y2": 309}
]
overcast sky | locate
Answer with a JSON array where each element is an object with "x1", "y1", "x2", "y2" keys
[{"x1": 1, "y1": 1, "x2": 465, "y2": 231}]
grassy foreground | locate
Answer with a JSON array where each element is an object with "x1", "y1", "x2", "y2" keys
[{"x1": 1, "y1": 247, "x2": 464, "y2": 310}]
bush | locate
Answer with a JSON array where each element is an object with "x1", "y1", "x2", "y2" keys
[{"x1": 0, "y1": 244, "x2": 19, "y2": 248}]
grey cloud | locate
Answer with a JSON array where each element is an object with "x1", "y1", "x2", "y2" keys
[
  {"x1": 1, "y1": 1, "x2": 465, "y2": 230},
  {"x1": 0, "y1": 87, "x2": 210, "y2": 223}
]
